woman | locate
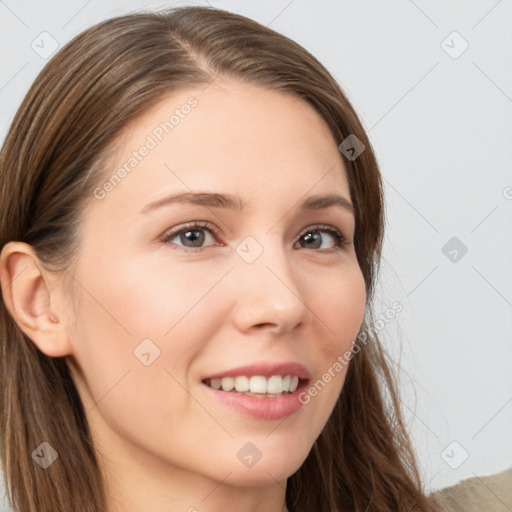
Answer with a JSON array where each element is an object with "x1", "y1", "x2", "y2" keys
[{"x1": 0, "y1": 5, "x2": 505, "y2": 512}]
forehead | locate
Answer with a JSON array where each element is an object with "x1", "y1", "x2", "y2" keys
[{"x1": 87, "y1": 80, "x2": 351, "y2": 222}]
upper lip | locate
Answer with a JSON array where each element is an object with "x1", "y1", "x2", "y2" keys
[{"x1": 204, "y1": 362, "x2": 310, "y2": 381}]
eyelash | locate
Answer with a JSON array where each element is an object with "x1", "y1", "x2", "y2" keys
[{"x1": 161, "y1": 221, "x2": 349, "y2": 253}]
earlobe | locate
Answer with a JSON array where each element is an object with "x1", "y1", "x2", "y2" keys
[{"x1": 0, "y1": 241, "x2": 72, "y2": 357}]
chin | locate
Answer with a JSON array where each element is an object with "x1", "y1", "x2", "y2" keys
[
  {"x1": 216, "y1": 448, "x2": 310, "y2": 487},
  {"x1": 224, "y1": 465, "x2": 297, "y2": 487}
]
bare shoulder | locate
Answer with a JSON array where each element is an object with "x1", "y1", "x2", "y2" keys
[{"x1": 429, "y1": 467, "x2": 512, "y2": 512}]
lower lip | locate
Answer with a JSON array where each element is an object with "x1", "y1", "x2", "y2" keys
[{"x1": 202, "y1": 380, "x2": 308, "y2": 420}]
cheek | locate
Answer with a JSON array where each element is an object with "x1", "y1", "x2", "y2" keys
[
  {"x1": 295, "y1": 263, "x2": 366, "y2": 425},
  {"x1": 66, "y1": 273, "x2": 211, "y2": 458},
  {"x1": 101, "y1": 255, "x2": 230, "y2": 339},
  {"x1": 316, "y1": 264, "x2": 367, "y2": 355},
  {"x1": 67, "y1": 255, "x2": 230, "y2": 401}
]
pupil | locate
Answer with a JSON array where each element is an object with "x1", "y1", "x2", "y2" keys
[
  {"x1": 183, "y1": 230, "x2": 204, "y2": 247},
  {"x1": 304, "y1": 232, "x2": 321, "y2": 248}
]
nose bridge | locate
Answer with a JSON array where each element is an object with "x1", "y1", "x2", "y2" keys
[{"x1": 231, "y1": 231, "x2": 310, "y2": 333}]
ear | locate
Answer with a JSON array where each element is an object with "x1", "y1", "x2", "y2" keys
[{"x1": 0, "y1": 241, "x2": 72, "y2": 357}]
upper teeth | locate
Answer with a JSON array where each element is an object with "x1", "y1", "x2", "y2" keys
[{"x1": 208, "y1": 375, "x2": 299, "y2": 394}]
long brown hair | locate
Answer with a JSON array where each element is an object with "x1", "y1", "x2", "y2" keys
[{"x1": 0, "y1": 6, "x2": 437, "y2": 512}]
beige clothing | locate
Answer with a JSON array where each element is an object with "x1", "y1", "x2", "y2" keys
[{"x1": 430, "y1": 467, "x2": 512, "y2": 511}]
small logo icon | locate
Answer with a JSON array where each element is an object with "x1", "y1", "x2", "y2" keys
[
  {"x1": 236, "y1": 236, "x2": 264, "y2": 264},
  {"x1": 31, "y1": 31, "x2": 59, "y2": 59},
  {"x1": 440, "y1": 441, "x2": 469, "y2": 469},
  {"x1": 441, "y1": 31, "x2": 469, "y2": 59},
  {"x1": 236, "y1": 442, "x2": 262, "y2": 468},
  {"x1": 133, "y1": 338, "x2": 161, "y2": 366},
  {"x1": 338, "y1": 134, "x2": 365, "y2": 161},
  {"x1": 442, "y1": 237, "x2": 468, "y2": 263},
  {"x1": 32, "y1": 441, "x2": 59, "y2": 469}
]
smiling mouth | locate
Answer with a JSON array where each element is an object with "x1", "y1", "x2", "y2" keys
[{"x1": 202, "y1": 375, "x2": 303, "y2": 397}]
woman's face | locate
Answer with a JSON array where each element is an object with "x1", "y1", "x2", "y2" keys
[{"x1": 65, "y1": 79, "x2": 366, "y2": 496}]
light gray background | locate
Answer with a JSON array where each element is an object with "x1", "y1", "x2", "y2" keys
[{"x1": 1, "y1": 0, "x2": 511, "y2": 508}]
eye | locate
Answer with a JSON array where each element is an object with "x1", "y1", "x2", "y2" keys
[
  {"x1": 161, "y1": 221, "x2": 220, "y2": 251},
  {"x1": 294, "y1": 224, "x2": 348, "y2": 251},
  {"x1": 161, "y1": 221, "x2": 349, "y2": 253}
]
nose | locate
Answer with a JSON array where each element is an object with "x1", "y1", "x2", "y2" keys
[{"x1": 230, "y1": 239, "x2": 312, "y2": 336}]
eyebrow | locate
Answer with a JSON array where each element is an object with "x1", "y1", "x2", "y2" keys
[{"x1": 139, "y1": 191, "x2": 355, "y2": 215}]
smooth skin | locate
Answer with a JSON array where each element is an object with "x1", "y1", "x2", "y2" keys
[{"x1": 0, "y1": 78, "x2": 367, "y2": 512}]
